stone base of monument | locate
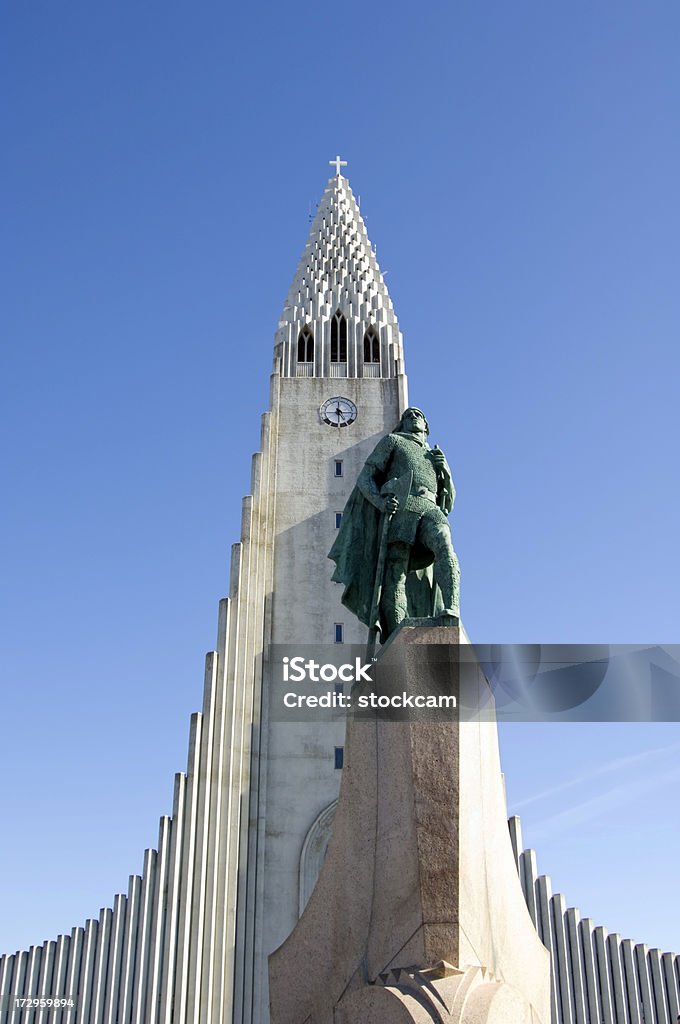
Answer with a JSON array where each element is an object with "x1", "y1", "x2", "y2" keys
[
  {"x1": 268, "y1": 626, "x2": 550, "y2": 1024},
  {"x1": 335, "y1": 965, "x2": 543, "y2": 1024}
]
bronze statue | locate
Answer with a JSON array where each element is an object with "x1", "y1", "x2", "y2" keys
[{"x1": 329, "y1": 407, "x2": 460, "y2": 644}]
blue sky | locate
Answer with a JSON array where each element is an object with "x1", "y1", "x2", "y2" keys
[{"x1": 1, "y1": 2, "x2": 679, "y2": 955}]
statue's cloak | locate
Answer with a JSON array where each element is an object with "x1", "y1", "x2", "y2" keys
[
  {"x1": 328, "y1": 485, "x2": 382, "y2": 629},
  {"x1": 328, "y1": 486, "x2": 443, "y2": 637}
]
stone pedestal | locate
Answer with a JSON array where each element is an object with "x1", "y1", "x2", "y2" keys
[{"x1": 268, "y1": 626, "x2": 550, "y2": 1024}]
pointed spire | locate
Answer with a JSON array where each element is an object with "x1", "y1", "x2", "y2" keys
[{"x1": 275, "y1": 167, "x2": 404, "y2": 379}]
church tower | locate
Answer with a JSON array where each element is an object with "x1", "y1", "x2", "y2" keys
[
  {"x1": 200, "y1": 161, "x2": 410, "y2": 1023},
  {"x1": 237, "y1": 162, "x2": 409, "y2": 1021}
]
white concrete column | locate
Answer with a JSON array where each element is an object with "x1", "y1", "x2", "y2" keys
[
  {"x1": 78, "y1": 919, "x2": 99, "y2": 1024},
  {"x1": 551, "y1": 893, "x2": 574, "y2": 1024},
  {"x1": 381, "y1": 323, "x2": 390, "y2": 379},
  {"x1": 229, "y1": 416, "x2": 276, "y2": 1024},
  {"x1": 648, "y1": 948, "x2": 670, "y2": 1024},
  {"x1": 314, "y1": 321, "x2": 322, "y2": 377},
  {"x1": 578, "y1": 919, "x2": 601, "y2": 1024},
  {"x1": 241, "y1": 419, "x2": 276, "y2": 1024},
  {"x1": 662, "y1": 952, "x2": 679, "y2": 1020},
  {"x1": 507, "y1": 816, "x2": 522, "y2": 874},
  {"x1": 565, "y1": 909, "x2": 587, "y2": 1024},
  {"x1": 159, "y1": 774, "x2": 186, "y2": 1024},
  {"x1": 229, "y1": 507, "x2": 260, "y2": 1023},
  {"x1": 398, "y1": 363, "x2": 409, "y2": 412},
  {"x1": 606, "y1": 934, "x2": 629, "y2": 1024},
  {"x1": 7, "y1": 950, "x2": 28, "y2": 1024},
  {"x1": 172, "y1": 713, "x2": 203, "y2": 1024},
  {"x1": 0, "y1": 954, "x2": 14, "y2": 1016},
  {"x1": 348, "y1": 319, "x2": 357, "y2": 379},
  {"x1": 32, "y1": 947, "x2": 53, "y2": 1024},
  {"x1": 250, "y1": 593, "x2": 274, "y2": 1024},
  {"x1": 284, "y1": 324, "x2": 293, "y2": 379},
  {"x1": 634, "y1": 944, "x2": 656, "y2": 1024},
  {"x1": 146, "y1": 817, "x2": 172, "y2": 1023},
  {"x1": 52, "y1": 934, "x2": 70, "y2": 1024},
  {"x1": 91, "y1": 908, "x2": 112, "y2": 1024},
  {"x1": 322, "y1": 319, "x2": 330, "y2": 377},
  {"x1": 22, "y1": 945, "x2": 42, "y2": 1024},
  {"x1": 621, "y1": 939, "x2": 642, "y2": 1024},
  {"x1": 35, "y1": 940, "x2": 57, "y2": 1024},
  {"x1": 593, "y1": 927, "x2": 614, "y2": 1024},
  {"x1": 117, "y1": 878, "x2": 141, "y2": 1024},
  {"x1": 185, "y1": 656, "x2": 218, "y2": 1024},
  {"x1": 232, "y1": 432, "x2": 277, "y2": 1024},
  {"x1": 131, "y1": 849, "x2": 157, "y2": 1024},
  {"x1": 536, "y1": 876, "x2": 560, "y2": 1024},
  {"x1": 520, "y1": 850, "x2": 539, "y2": 928},
  {"x1": 103, "y1": 893, "x2": 126, "y2": 1024},
  {"x1": 62, "y1": 928, "x2": 83, "y2": 1024}
]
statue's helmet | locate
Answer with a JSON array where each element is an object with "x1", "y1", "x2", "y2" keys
[{"x1": 397, "y1": 407, "x2": 430, "y2": 435}]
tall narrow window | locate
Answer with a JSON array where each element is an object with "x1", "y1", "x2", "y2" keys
[
  {"x1": 334, "y1": 623, "x2": 344, "y2": 644},
  {"x1": 330, "y1": 310, "x2": 347, "y2": 362},
  {"x1": 334, "y1": 747, "x2": 344, "y2": 770},
  {"x1": 363, "y1": 326, "x2": 380, "y2": 363},
  {"x1": 297, "y1": 326, "x2": 314, "y2": 362}
]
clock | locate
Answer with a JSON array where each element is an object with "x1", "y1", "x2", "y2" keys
[{"x1": 320, "y1": 396, "x2": 357, "y2": 428}]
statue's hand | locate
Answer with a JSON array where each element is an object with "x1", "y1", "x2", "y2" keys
[
  {"x1": 431, "y1": 447, "x2": 447, "y2": 471},
  {"x1": 383, "y1": 495, "x2": 399, "y2": 515}
]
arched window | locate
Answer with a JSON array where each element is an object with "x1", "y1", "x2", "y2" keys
[
  {"x1": 363, "y1": 326, "x2": 380, "y2": 363},
  {"x1": 330, "y1": 310, "x2": 347, "y2": 362},
  {"x1": 297, "y1": 326, "x2": 314, "y2": 363}
]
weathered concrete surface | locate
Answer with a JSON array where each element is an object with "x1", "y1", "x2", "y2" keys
[
  {"x1": 334, "y1": 966, "x2": 542, "y2": 1024},
  {"x1": 268, "y1": 626, "x2": 550, "y2": 1024}
]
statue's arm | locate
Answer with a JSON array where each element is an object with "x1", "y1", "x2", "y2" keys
[
  {"x1": 433, "y1": 448, "x2": 455, "y2": 514},
  {"x1": 440, "y1": 472, "x2": 455, "y2": 515},
  {"x1": 356, "y1": 435, "x2": 394, "y2": 510}
]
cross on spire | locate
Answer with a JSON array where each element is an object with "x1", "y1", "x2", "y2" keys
[{"x1": 329, "y1": 154, "x2": 348, "y2": 177}]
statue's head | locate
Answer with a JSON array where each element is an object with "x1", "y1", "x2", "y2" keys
[{"x1": 397, "y1": 407, "x2": 429, "y2": 435}]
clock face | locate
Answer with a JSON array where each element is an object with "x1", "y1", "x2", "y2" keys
[{"x1": 320, "y1": 396, "x2": 357, "y2": 428}]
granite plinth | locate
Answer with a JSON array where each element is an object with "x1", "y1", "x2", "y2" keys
[{"x1": 268, "y1": 626, "x2": 550, "y2": 1024}]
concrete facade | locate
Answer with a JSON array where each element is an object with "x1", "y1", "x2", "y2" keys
[
  {"x1": 0, "y1": 171, "x2": 409, "y2": 1023},
  {"x1": 1, "y1": 808, "x2": 679, "y2": 1023},
  {"x1": 510, "y1": 816, "x2": 680, "y2": 1024}
]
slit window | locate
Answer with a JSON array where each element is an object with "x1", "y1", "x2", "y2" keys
[
  {"x1": 334, "y1": 747, "x2": 344, "y2": 770},
  {"x1": 363, "y1": 326, "x2": 380, "y2": 363},
  {"x1": 335, "y1": 512, "x2": 343, "y2": 528},
  {"x1": 297, "y1": 326, "x2": 314, "y2": 362},
  {"x1": 334, "y1": 460, "x2": 343, "y2": 477},
  {"x1": 330, "y1": 310, "x2": 347, "y2": 362},
  {"x1": 334, "y1": 623, "x2": 344, "y2": 643}
]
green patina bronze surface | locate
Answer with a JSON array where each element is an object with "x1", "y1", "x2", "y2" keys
[{"x1": 328, "y1": 407, "x2": 460, "y2": 643}]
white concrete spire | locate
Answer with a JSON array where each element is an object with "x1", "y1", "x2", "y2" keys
[{"x1": 276, "y1": 171, "x2": 404, "y2": 379}]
